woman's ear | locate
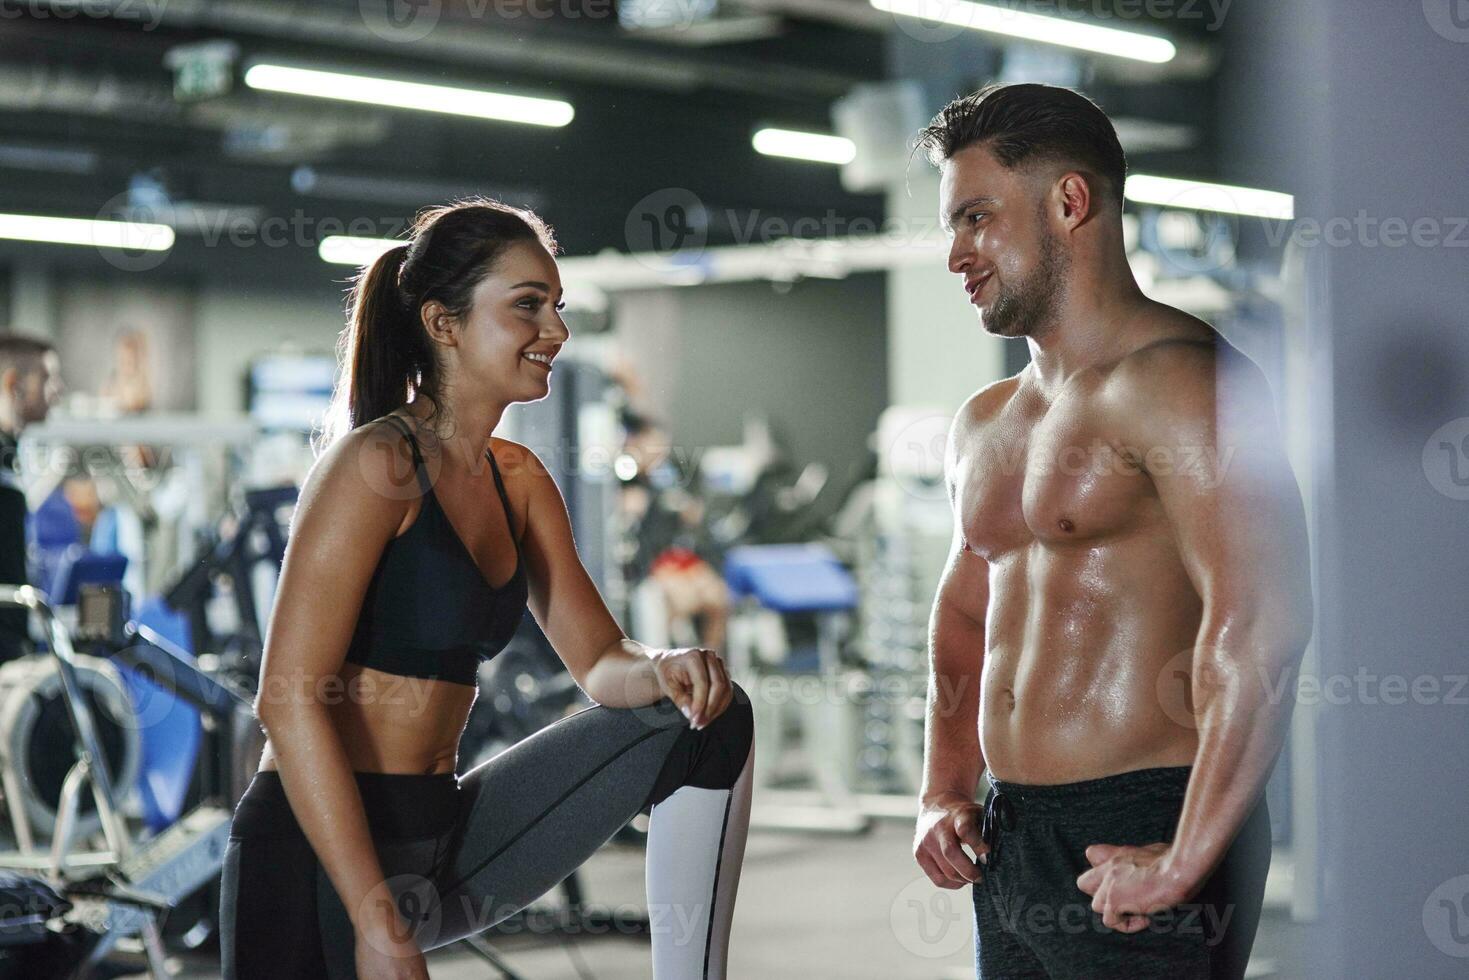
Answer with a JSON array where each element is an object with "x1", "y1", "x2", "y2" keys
[{"x1": 419, "y1": 300, "x2": 458, "y2": 347}]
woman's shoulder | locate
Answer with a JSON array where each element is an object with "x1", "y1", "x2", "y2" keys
[{"x1": 298, "y1": 421, "x2": 419, "y2": 526}]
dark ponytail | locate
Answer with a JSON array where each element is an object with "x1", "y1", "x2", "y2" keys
[{"x1": 317, "y1": 197, "x2": 558, "y2": 453}]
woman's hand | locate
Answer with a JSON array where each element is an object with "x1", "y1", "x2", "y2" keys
[{"x1": 650, "y1": 647, "x2": 733, "y2": 729}]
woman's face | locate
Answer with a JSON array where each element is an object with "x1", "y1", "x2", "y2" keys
[{"x1": 436, "y1": 240, "x2": 570, "y2": 405}]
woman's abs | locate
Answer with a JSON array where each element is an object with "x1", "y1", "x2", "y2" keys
[{"x1": 256, "y1": 663, "x2": 477, "y2": 775}]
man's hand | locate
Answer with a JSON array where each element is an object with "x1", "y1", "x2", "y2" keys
[
  {"x1": 1076, "y1": 842, "x2": 1196, "y2": 932},
  {"x1": 914, "y1": 795, "x2": 988, "y2": 888}
]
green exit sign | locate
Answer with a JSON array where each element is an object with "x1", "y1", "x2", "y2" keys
[{"x1": 164, "y1": 40, "x2": 239, "y2": 102}]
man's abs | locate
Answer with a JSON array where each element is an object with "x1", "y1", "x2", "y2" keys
[{"x1": 978, "y1": 531, "x2": 1203, "y2": 785}]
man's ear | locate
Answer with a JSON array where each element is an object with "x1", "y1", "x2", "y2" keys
[
  {"x1": 0, "y1": 366, "x2": 16, "y2": 400},
  {"x1": 1055, "y1": 172, "x2": 1095, "y2": 229},
  {"x1": 419, "y1": 300, "x2": 457, "y2": 347}
]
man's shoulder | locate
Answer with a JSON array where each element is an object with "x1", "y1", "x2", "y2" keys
[
  {"x1": 957, "y1": 372, "x2": 1025, "y2": 430},
  {"x1": 1103, "y1": 312, "x2": 1273, "y2": 434}
]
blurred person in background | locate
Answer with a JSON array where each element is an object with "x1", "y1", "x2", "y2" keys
[
  {"x1": 0, "y1": 333, "x2": 63, "y2": 664},
  {"x1": 618, "y1": 408, "x2": 731, "y2": 650}
]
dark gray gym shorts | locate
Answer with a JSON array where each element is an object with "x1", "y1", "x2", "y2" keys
[{"x1": 972, "y1": 765, "x2": 1271, "y2": 980}]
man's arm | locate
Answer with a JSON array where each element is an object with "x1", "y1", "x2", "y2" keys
[
  {"x1": 1079, "y1": 340, "x2": 1314, "y2": 929},
  {"x1": 914, "y1": 399, "x2": 994, "y2": 888}
]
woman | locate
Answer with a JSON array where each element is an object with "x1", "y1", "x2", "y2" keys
[{"x1": 219, "y1": 199, "x2": 754, "y2": 980}]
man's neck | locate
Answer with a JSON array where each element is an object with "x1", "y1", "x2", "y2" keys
[{"x1": 1024, "y1": 257, "x2": 1150, "y2": 391}]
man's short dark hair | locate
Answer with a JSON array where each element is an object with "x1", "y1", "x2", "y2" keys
[
  {"x1": 914, "y1": 83, "x2": 1127, "y2": 212},
  {"x1": 0, "y1": 333, "x2": 55, "y2": 375}
]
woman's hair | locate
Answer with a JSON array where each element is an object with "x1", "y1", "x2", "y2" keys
[{"x1": 316, "y1": 197, "x2": 558, "y2": 453}]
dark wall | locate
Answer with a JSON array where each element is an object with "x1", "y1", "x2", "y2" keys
[{"x1": 613, "y1": 272, "x2": 888, "y2": 486}]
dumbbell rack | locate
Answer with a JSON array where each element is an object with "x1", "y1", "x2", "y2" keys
[{"x1": 851, "y1": 478, "x2": 952, "y2": 799}]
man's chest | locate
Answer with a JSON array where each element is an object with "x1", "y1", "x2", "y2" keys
[{"x1": 955, "y1": 390, "x2": 1152, "y2": 559}]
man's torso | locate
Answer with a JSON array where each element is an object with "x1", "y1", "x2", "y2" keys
[{"x1": 956, "y1": 336, "x2": 1214, "y2": 784}]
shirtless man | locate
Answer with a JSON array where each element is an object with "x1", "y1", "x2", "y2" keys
[{"x1": 909, "y1": 84, "x2": 1313, "y2": 979}]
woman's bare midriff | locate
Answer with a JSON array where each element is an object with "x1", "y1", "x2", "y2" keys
[{"x1": 257, "y1": 662, "x2": 479, "y2": 776}]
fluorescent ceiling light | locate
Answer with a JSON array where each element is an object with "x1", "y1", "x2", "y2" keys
[
  {"x1": 870, "y1": 0, "x2": 1176, "y2": 64},
  {"x1": 1125, "y1": 174, "x2": 1294, "y2": 220},
  {"x1": 0, "y1": 212, "x2": 174, "y2": 251},
  {"x1": 319, "y1": 235, "x2": 400, "y2": 267},
  {"x1": 244, "y1": 64, "x2": 574, "y2": 127},
  {"x1": 752, "y1": 128, "x2": 857, "y2": 165}
]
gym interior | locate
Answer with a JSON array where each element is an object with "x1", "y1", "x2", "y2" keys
[{"x1": 0, "y1": 2, "x2": 1464, "y2": 978}]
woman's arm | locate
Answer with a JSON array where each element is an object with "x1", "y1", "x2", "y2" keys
[
  {"x1": 253, "y1": 424, "x2": 415, "y2": 947},
  {"x1": 505, "y1": 440, "x2": 733, "y2": 727}
]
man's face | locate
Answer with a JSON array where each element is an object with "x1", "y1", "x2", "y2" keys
[
  {"x1": 11, "y1": 352, "x2": 63, "y2": 427},
  {"x1": 940, "y1": 144, "x2": 1069, "y2": 339}
]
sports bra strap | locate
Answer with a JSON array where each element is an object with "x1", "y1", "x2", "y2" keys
[
  {"x1": 483, "y1": 447, "x2": 521, "y2": 554},
  {"x1": 378, "y1": 414, "x2": 431, "y2": 495}
]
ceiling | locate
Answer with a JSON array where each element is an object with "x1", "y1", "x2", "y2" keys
[{"x1": 0, "y1": 0, "x2": 1224, "y2": 291}]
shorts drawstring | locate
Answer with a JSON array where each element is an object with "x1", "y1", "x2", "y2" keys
[{"x1": 981, "y1": 790, "x2": 1017, "y2": 868}]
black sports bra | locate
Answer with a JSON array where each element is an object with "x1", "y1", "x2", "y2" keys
[{"x1": 342, "y1": 414, "x2": 529, "y2": 687}]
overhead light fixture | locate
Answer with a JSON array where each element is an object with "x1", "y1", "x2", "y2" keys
[
  {"x1": 752, "y1": 128, "x2": 857, "y2": 165},
  {"x1": 244, "y1": 64, "x2": 574, "y2": 127},
  {"x1": 319, "y1": 235, "x2": 400, "y2": 267},
  {"x1": 0, "y1": 212, "x2": 174, "y2": 251},
  {"x1": 870, "y1": 0, "x2": 1176, "y2": 64},
  {"x1": 1125, "y1": 174, "x2": 1294, "y2": 220}
]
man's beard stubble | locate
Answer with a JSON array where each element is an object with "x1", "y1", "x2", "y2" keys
[{"x1": 982, "y1": 227, "x2": 1068, "y2": 339}]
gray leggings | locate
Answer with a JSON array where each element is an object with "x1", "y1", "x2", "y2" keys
[{"x1": 219, "y1": 691, "x2": 753, "y2": 979}]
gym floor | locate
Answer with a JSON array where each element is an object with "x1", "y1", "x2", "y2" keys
[{"x1": 134, "y1": 820, "x2": 1305, "y2": 979}]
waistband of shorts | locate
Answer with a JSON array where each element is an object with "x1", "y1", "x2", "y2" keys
[
  {"x1": 985, "y1": 766, "x2": 1192, "y2": 821},
  {"x1": 229, "y1": 769, "x2": 461, "y2": 841}
]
